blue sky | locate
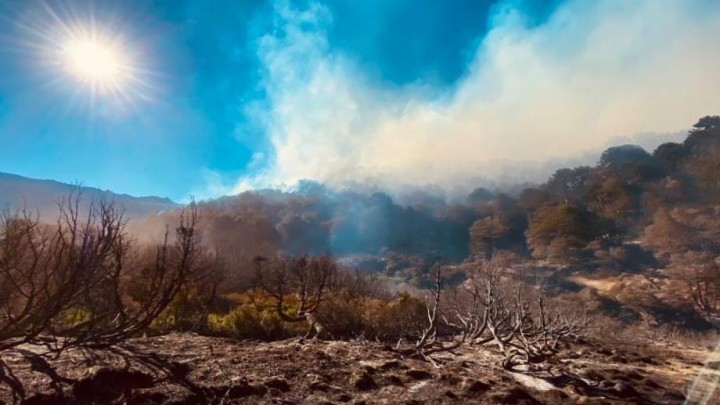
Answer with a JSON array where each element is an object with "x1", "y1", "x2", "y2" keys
[{"x1": 0, "y1": 0, "x2": 718, "y2": 201}]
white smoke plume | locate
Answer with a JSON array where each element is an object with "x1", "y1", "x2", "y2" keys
[{"x1": 230, "y1": 0, "x2": 720, "y2": 195}]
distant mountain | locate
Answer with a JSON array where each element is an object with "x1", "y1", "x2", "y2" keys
[{"x1": 0, "y1": 172, "x2": 179, "y2": 220}]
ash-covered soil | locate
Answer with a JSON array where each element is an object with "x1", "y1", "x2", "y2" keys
[{"x1": 0, "y1": 333, "x2": 712, "y2": 404}]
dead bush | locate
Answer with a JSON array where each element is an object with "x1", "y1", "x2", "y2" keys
[{"x1": 0, "y1": 192, "x2": 203, "y2": 350}]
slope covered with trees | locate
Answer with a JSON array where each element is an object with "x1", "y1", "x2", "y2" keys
[{"x1": 127, "y1": 116, "x2": 720, "y2": 329}]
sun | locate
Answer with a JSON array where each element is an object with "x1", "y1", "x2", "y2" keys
[
  {"x1": 64, "y1": 39, "x2": 122, "y2": 81},
  {"x1": 11, "y1": 3, "x2": 157, "y2": 113},
  {"x1": 63, "y1": 38, "x2": 127, "y2": 86},
  {"x1": 52, "y1": 29, "x2": 153, "y2": 105}
]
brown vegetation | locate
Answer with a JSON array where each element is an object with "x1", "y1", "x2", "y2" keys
[{"x1": 0, "y1": 191, "x2": 202, "y2": 350}]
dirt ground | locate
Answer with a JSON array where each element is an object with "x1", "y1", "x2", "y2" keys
[{"x1": 0, "y1": 333, "x2": 714, "y2": 404}]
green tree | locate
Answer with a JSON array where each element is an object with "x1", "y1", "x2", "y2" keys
[
  {"x1": 682, "y1": 118, "x2": 720, "y2": 200},
  {"x1": 589, "y1": 177, "x2": 635, "y2": 221},
  {"x1": 526, "y1": 205, "x2": 605, "y2": 263},
  {"x1": 469, "y1": 215, "x2": 507, "y2": 259},
  {"x1": 692, "y1": 115, "x2": 720, "y2": 131},
  {"x1": 653, "y1": 142, "x2": 686, "y2": 171}
]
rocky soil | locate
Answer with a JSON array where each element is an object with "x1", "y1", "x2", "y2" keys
[{"x1": 0, "y1": 333, "x2": 714, "y2": 404}]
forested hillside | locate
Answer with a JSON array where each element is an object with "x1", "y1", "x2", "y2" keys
[
  {"x1": 154, "y1": 116, "x2": 718, "y2": 259},
  {"x1": 129, "y1": 116, "x2": 720, "y2": 329}
]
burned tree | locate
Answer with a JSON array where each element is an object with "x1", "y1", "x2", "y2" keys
[
  {"x1": 44, "y1": 195, "x2": 131, "y2": 348},
  {"x1": 190, "y1": 247, "x2": 227, "y2": 333},
  {"x1": 0, "y1": 192, "x2": 202, "y2": 350},
  {"x1": 0, "y1": 208, "x2": 63, "y2": 349},
  {"x1": 253, "y1": 254, "x2": 338, "y2": 339},
  {"x1": 503, "y1": 279, "x2": 588, "y2": 368},
  {"x1": 447, "y1": 259, "x2": 588, "y2": 369},
  {"x1": 397, "y1": 261, "x2": 466, "y2": 365},
  {"x1": 660, "y1": 250, "x2": 720, "y2": 324},
  {"x1": 65, "y1": 199, "x2": 202, "y2": 347}
]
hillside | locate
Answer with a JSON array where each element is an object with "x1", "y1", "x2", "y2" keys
[
  {"x1": 0, "y1": 172, "x2": 178, "y2": 220},
  {"x1": 127, "y1": 116, "x2": 720, "y2": 331}
]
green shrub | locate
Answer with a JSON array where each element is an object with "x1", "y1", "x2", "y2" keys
[
  {"x1": 366, "y1": 292, "x2": 427, "y2": 341},
  {"x1": 207, "y1": 291, "x2": 305, "y2": 340},
  {"x1": 315, "y1": 293, "x2": 368, "y2": 339}
]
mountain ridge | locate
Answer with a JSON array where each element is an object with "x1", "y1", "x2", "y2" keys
[{"x1": 0, "y1": 171, "x2": 179, "y2": 219}]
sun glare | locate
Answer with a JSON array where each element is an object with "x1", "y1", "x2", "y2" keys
[
  {"x1": 64, "y1": 39, "x2": 123, "y2": 82},
  {"x1": 51, "y1": 28, "x2": 138, "y2": 99},
  {"x1": 8, "y1": 0, "x2": 160, "y2": 109}
]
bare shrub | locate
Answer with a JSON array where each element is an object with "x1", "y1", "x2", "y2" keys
[
  {"x1": 0, "y1": 208, "x2": 63, "y2": 349},
  {"x1": 0, "y1": 192, "x2": 202, "y2": 350},
  {"x1": 253, "y1": 254, "x2": 338, "y2": 339},
  {"x1": 446, "y1": 259, "x2": 589, "y2": 369},
  {"x1": 397, "y1": 262, "x2": 467, "y2": 364},
  {"x1": 146, "y1": 245, "x2": 226, "y2": 334},
  {"x1": 73, "y1": 200, "x2": 202, "y2": 346}
]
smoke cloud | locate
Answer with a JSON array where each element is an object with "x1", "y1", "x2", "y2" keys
[{"x1": 232, "y1": 0, "x2": 720, "y2": 194}]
